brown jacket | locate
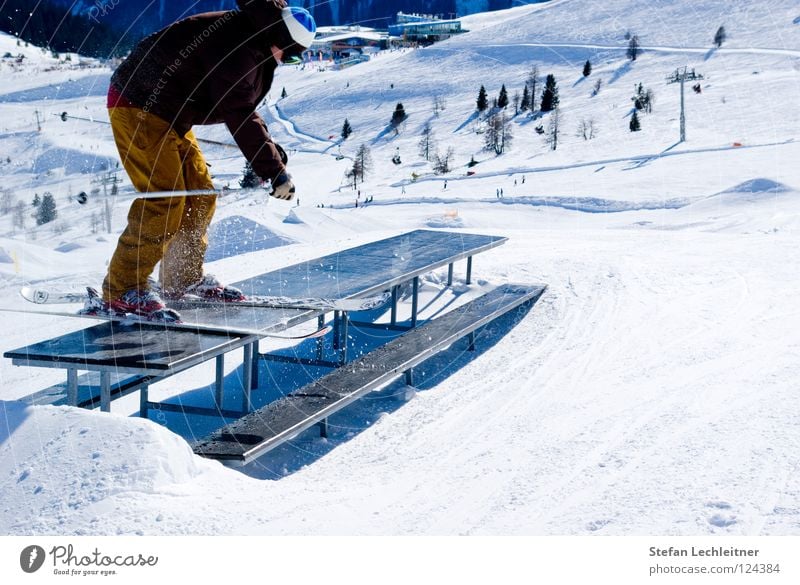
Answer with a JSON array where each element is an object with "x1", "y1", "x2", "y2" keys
[{"x1": 111, "y1": 1, "x2": 291, "y2": 182}]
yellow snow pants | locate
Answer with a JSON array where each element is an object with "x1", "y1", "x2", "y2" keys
[{"x1": 103, "y1": 107, "x2": 216, "y2": 300}]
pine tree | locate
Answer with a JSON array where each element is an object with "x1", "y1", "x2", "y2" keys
[
  {"x1": 239, "y1": 162, "x2": 260, "y2": 189},
  {"x1": 629, "y1": 110, "x2": 641, "y2": 132},
  {"x1": 36, "y1": 192, "x2": 57, "y2": 225},
  {"x1": 540, "y1": 74, "x2": 559, "y2": 112},
  {"x1": 391, "y1": 103, "x2": 408, "y2": 128},
  {"x1": 520, "y1": 85, "x2": 531, "y2": 111},
  {"x1": 281, "y1": 87, "x2": 288, "y2": 99},
  {"x1": 32, "y1": 193, "x2": 41, "y2": 207},
  {"x1": 714, "y1": 25, "x2": 726, "y2": 48},
  {"x1": 627, "y1": 35, "x2": 641, "y2": 61},
  {"x1": 497, "y1": 84, "x2": 509, "y2": 109},
  {"x1": 341, "y1": 118, "x2": 353, "y2": 140},
  {"x1": 583, "y1": 60, "x2": 592, "y2": 77},
  {"x1": 476, "y1": 85, "x2": 488, "y2": 112}
]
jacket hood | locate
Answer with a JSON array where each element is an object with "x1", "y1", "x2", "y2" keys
[{"x1": 236, "y1": 0, "x2": 291, "y2": 45}]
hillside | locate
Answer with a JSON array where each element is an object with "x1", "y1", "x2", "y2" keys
[{"x1": 0, "y1": 0, "x2": 799, "y2": 542}]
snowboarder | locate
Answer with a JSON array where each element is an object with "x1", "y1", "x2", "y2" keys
[{"x1": 86, "y1": 0, "x2": 316, "y2": 321}]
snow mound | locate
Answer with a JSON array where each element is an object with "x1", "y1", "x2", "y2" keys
[
  {"x1": 0, "y1": 247, "x2": 13, "y2": 263},
  {"x1": 206, "y1": 216, "x2": 295, "y2": 262},
  {"x1": 0, "y1": 401, "x2": 212, "y2": 535},
  {"x1": 720, "y1": 178, "x2": 792, "y2": 194},
  {"x1": 425, "y1": 212, "x2": 466, "y2": 228},
  {"x1": 55, "y1": 242, "x2": 83, "y2": 253},
  {"x1": 283, "y1": 209, "x2": 305, "y2": 224},
  {"x1": 32, "y1": 147, "x2": 117, "y2": 176}
]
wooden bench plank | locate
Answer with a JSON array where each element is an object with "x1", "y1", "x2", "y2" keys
[{"x1": 193, "y1": 284, "x2": 546, "y2": 464}]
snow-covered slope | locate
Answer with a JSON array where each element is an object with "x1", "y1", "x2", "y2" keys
[{"x1": 0, "y1": 0, "x2": 799, "y2": 537}]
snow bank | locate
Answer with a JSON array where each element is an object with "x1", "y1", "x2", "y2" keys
[
  {"x1": 205, "y1": 215, "x2": 295, "y2": 262},
  {"x1": 0, "y1": 401, "x2": 214, "y2": 535}
]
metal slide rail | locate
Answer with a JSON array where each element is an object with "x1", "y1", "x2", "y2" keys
[
  {"x1": 193, "y1": 284, "x2": 546, "y2": 465},
  {"x1": 5, "y1": 230, "x2": 508, "y2": 419}
]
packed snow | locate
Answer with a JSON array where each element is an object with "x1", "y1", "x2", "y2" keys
[{"x1": 1, "y1": 0, "x2": 799, "y2": 536}]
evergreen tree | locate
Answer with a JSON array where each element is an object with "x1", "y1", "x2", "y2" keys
[
  {"x1": 341, "y1": 118, "x2": 353, "y2": 140},
  {"x1": 476, "y1": 85, "x2": 488, "y2": 112},
  {"x1": 629, "y1": 110, "x2": 641, "y2": 132},
  {"x1": 36, "y1": 192, "x2": 57, "y2": 225},
  {"x1": 32, "y1": 193, "x2": 41, "y2": 207},
  {"x1": 512, "y1": 91, "x2": 521, "y2": 115},
  {"x1": 497, "y1": 84, "x2": 509, "y2": 109},
  {"x1": 281, "y1": 87, "x2": 288, "y2": 99},
  {"x1": 239, "y1": 162, "x2": 260, "y2": 189},
  {"x1": 583, "y1": 60, "x2": 592, "y2": 77},
  {"x1": 627, "y1": 35, "x2": 641, "y2": 61},
  {"x1": 540, "y1": 74, "x2": 559, "y2": 112},
  {"x1": 714, "y1": 25, "x2": 726, "y2": 48},
  {"x1": 391, "y1": 103, "x2": 408, "y2": 128},
  {"x1": 520, "y1": 85, "x2": 531, "y2": 111}
]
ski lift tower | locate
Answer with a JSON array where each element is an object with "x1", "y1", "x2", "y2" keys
[{"x1": 666, "y1": 67, "x2": 703, "y2": 142}]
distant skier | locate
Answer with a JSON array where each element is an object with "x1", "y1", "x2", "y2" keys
[{"x1": 84, "y1": 0, "x2": 316, "y2": 321}]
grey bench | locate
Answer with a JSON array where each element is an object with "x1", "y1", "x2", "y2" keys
[
  {"x1": 193, "y1": 284, "x2": 546, "y2": 465},
  {"x1": 5, "y1": 229, "x2": 508, "y2": 418},
  {"x1": 5, "y1": 322, "x2": 258, "y2": 414}
]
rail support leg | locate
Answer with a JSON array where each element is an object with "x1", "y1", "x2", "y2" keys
[
  {"x1": 100, "y1": 371, "x2": 111, "y2": 413},
  {"x1": 316, "y1": 314, "x2": 326, "y2": 361},
  {"x1": 318, "y1": 418, "x2": 329, "y2": 438},
  {"x1": 333, "y1": 310, "x2": 341, "y2": 350},
  {"x1": 242, "y1": 343, "x2": 254, "y2": 414},
  {"x1": 215, "y1": 354, "x2": 225, "y2": 409},
  {"x1": 411, "y1": 276, "x2": 419, "y2": 327},
  {"x1": 468, "y1": 331, "x2": 476, "y2": 352},
  {"x1": 339, "y1": 312, "x2": 349, "y2": 365},
  {"x1": 447, "y1": 263, "x2": 454, "y2": 286},
  {"x1": 140, "y1": 385, "x2": 149, "y2": 419},
  {"x1": 400, "y1": 369, "x2": 418, "y2": 402},
  {"x1": 66, "y1": 369, "x2": 78, "y2": 406},
  {"x1": 390, "y1": 285, "x2": 399, "y2": 326},
  {"x1": 466, "y1": 256, "x2": 473, "y2": 285},
  {"x1": 251, "y1": 339, "x2": 260, "y2": 390}
]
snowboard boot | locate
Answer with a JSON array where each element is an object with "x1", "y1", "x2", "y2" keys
[
  {"x1": 80, "y1": 287, "x2": 181, "y2": 323},
  {"x1": 183, "y1": 274, "x2": 246, "y2": 302}
]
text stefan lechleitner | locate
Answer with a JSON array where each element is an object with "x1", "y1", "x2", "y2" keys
[{"x1": 650, "y1": 546, "x2": 759, "y2": 558}]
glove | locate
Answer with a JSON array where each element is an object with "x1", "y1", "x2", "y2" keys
[
  {"x1": 271, "y1": 172, "x2": 295, "y2": 200},
  {"x1": 275, "y1": 143, "x2": 288, "y2": 165}
]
